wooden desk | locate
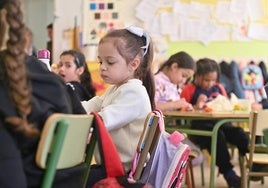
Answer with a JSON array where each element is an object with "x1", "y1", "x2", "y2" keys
[{"x1": 163, "y1": 110, "x2": 250, "y2": 188}]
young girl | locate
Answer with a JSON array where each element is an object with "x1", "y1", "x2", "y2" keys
[
  {"x1": 82, "y1": 25, "x2": 155, "y2": 187},
  {"x1": 58, "y1": 50, "x2": 96, "y2": 101},
  {"x1": 155, "y1": 51, "x2": 194, "y2": 111},
  {"x1": 154, "y1": 51, "x2": 203, "y2": 166},
  {"x1": 181, "y1": 58, "x2": 249, "y2": 188}
]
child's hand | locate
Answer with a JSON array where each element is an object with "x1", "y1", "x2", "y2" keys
[
  {"x1": 195, "y1": 94, "x2": 208, "y2": 109},
  {"x1": 177, "y1": 98, "x2": 193, "y2": 111},
  {"x1": 251, "y1": 102, "x2": 263, "y2": 111}
]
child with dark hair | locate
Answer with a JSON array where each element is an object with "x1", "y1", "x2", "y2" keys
[
  {"x1": 58, "y1": 49, "x2": 96, "y2": 101},
  {"x1": 181, "y1": 58, "x2": 249, "y2": 188},
  {"x1": 155, "y1": 51, "x2": 195, "y2": 111},
  {"x1": 82, "y1": 25, "x2": 155, "y2": 187},
  {"x1": 154, "y1": 51, "x2": 203, "y2": 166}
]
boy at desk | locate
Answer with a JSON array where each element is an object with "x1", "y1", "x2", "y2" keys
[{"x1": 181, "y1": 58, "x2": 249, "y2": 188}]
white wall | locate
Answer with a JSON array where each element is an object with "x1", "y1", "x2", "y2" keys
[
  {"x1": 22, "y1": 0, "x2": 81, "y2": 63},
  {"x1": 53, "y1": 0, "x2": 82, "y2": 64},
  {"x1": 23, "y1": 0, "x2": 53, "y2": 50},
  {"x1": 22, "y1": 0, "x2": 142, "y2": 63}
]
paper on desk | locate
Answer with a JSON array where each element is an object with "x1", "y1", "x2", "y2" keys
[
  {"x1": 230, "y1": 93, "x2": 251, "y2": 112},
  {"x1": 206, "y1": 94, "x2": 251, "y2": 112},
  {"x1": 206, "y1": 95, "x2": 233, "y2": 112}
]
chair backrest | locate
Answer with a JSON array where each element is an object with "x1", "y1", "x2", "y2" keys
[
  {"x1": 252, "y1": 110, "x2": 268, "y2": 136},
  {"x1": 36, "y1": 113, "x2": 94, "y2": 168},
  {"x1": 132, "y1": 112, "x2": 160, "y2": 180},
  {"x1": 35, "y1": 113, "x2": 94, "y2": 188},
  {"x1": 263, "y1": 128, "x2": 268, "y2": 149},
  {"x1": 248, "y1": 110, "x2": 268, "y2": 166}
]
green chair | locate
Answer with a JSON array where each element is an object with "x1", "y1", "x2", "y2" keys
[{"x1": 35, "y1": 113, "x2": 96, "y2": 188}]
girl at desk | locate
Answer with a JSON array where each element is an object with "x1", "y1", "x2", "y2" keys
[
  {"x1": 154, "y1": 51, "x2": 203, "y2": 167},
  {"x1": 181, "y1": 58, "x2": 249, "y2": 188},
  {"x1": 82, "y1": 26, "x2": 155, "y2": 187}
]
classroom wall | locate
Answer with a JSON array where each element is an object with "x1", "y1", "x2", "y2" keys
[
  {"x1": 167, "y1": 41, "x2": 268, "y2": 62},
  {"x1": 55, "y1": 0, "x2": 268, "y2": 64},
  {"x1": 21, "y1": 0, "x2": 268, "y2": 64},
  {"x1": 23, "y1": 0, "x2": 53, "y2": 50}
]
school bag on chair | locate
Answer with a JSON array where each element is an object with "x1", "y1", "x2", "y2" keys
[
  {"x1": 90, "y1": 112, "x2": 152, "y2": 188},
  {"x1": 129, "y1": 110, "x2": 190, "y2": 188}
]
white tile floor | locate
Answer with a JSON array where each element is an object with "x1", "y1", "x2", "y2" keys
[{"x1": 182, "y1": 149, "x2": 268, "y2": 188}]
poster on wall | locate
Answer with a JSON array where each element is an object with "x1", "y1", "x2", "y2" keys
[
  {"x1": 135, "y1": 0, "x2": 268, "y2": 45},
  {"x1": 82, "y1": 0, "x2": 125, "y2": 45},
  {"x1": 83, "y1": 0, "x2": 268, "y2": 47},
  {"x1": 82, "y1": 0, "x2": 127, "y2": 95}
]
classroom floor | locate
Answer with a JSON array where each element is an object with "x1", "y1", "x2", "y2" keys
[{"x1": 182, "y1": 149, "x2": 268, "y2": 188}]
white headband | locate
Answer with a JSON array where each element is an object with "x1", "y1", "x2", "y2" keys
[{"x1": 126, "y1": 25, "x2": 150, "y2": 57}]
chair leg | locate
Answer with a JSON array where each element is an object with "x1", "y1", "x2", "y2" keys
[
  {"x1": 200, "y1": 161, "x2": 205, "y2": 186},
  {"x1": 261, "y1": 177, "x2": 264, "y2": 184},
  {"x1": 185, "y1": 156, "x2": 195, "y2": 188},
  {"x1": 240, "y1": 156, "x2": 247, "y2": 188}
]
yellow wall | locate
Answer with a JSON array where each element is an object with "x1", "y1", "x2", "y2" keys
[
  {"x1": 87, "y1": 62, "x2": 109, "y2": 95},
  {"x1": 167, "y1": 41, "x2": 268, "y2": 61}
]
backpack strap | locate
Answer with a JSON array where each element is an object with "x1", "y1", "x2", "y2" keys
[
  {"x1": 91, "y1": 111, "x2": 125, "y2": 178},
  {"x1": 153, "y1": 109, "x2": 165, "y2": 132}
]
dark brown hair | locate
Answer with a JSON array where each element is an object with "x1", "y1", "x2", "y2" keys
[
  {"x1": 156, "y1": 51, "x2": 195, "y2": 74},
  {"x1": 99, "y1": 28, "x2": 156, "y2": 110},
  {"x1": 60, "y1": 49, "x2": 96, "y2": 98},
  {"x1": 195, "y1": 58, "x2": 220, "y2": 82},
  {"x1": 1, "y1": 0, "x2": 38, "y2": 136}
]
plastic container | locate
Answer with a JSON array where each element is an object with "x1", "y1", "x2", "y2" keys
[{"x1": 37, "y1": 49, "x2": 51, "y2": 71}]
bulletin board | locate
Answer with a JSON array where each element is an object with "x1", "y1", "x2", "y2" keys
[
  {"x1": 135, "y1": 0, "x2": 268, "y2": 45},
  {"x1": 82, "y1": 0, "x2": 268, "y2": 60},
  {"x1": 82, "y1": 0, "x2": 268, "y2": 95},
  {"x1": 82, "y1": 0, "x2": 141, "y2": 45},
  {"x1": 83, "y1": 0, "x2": 268, "y2": 44}
]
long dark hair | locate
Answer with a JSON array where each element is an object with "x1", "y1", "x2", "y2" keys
[
  {"x1": 60, "y1": 49, "x2": 96, "y2": 98},
  {"x1": 100, "y1": 28, "x2": 156, "y2": 110},
  {"x1": 156, "y1": 51, "x2": 195, "y2": 74}
]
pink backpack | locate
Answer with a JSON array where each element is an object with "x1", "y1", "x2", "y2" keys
[{"x1": 129, "y1": 110, "x2": 190, "y2": 188}]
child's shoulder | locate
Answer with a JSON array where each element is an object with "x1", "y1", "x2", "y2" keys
[
  {"x1": 155, "y1": 72, "x2": 168, "y2": 82},
  {"x1": 109, "y1": 79, "x2": 145, "y2": 94},
  {"x1": 124, "y1": 79, "x2": 143, "y2": 88},
  {"x1": 215, "y1": 83, "x2": 227, "y2": 96},
  {"x1": 181, "y1": 83, "x2": 196, "y2": 95},
  {"x1": 183, "y1": 83, "x2": 196, "y2": 90},
  {"x1": 215, "y1": 83, "x2": 225, "y2": 90}
]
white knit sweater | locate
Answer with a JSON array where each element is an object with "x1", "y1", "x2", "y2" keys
[{"x1": 81, "y1": 79, "x2": 151, "y2": 171}]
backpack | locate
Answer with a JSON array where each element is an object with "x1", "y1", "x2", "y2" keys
[
  {"x1": 240, "y1": 64, "x2": 266, "y2": 102},
  {"x1": 90, "y1": 112, "x2": 151, "y2": 188},
  {"x1": 129, "y1": 110, "x2": 190, "y2": 188},
  {"x1": 241, "y1": 64, "x2": 263, "y2": 90}
]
